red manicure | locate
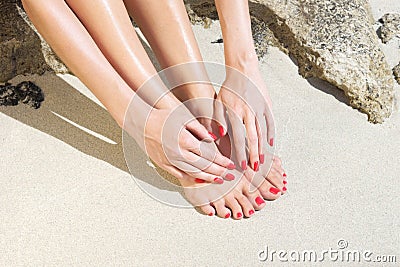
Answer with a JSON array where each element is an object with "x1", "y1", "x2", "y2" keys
[
  {"x1": 237, "y1": 212, "x2": 242, "y2": 218},
  {"x1": 208, "y1": 132, "x2": 217, "y2": 140},
  {"x1": 214, "y1": 177, "x2": 224, "y2": 184},
  {"x1": 269, "y1": 187, "x2": 280, "y2": 195},
  {"x1": 282, "y1": 187, "x2": 287, "y2": 191},
  {"x1": 227, "y1": 163, "x2": 236, "y2": 170},
  {"x1": 269, "y1": 138, "x2": 274, "y2": 146},
  {"x1": 249, "y1": 210, "x2": 255, "y2": 215},
  {"x1": 208, "y1": 212, "x2": 214, "y2": 216},
  {"x1": 225, "y1": 213, "x2": 230, "y2": 218},
  {"x1": 255, "y1": 196, "x2": 265, "y2": 205},
  {"x1": 225, "y1": 173, "x2": 235, "y2": 181},
  {"x1": 219, "y1": 126, "x2": 225, "y2": 137},
  {"x1": 254, "y1": 161, "x2": 259, "y2": 171},
  {"x1": 260, "y1": 154, "x2": 265, "y2": 164},
  {"x1": 195, "y1": 178, "x2": 205, "y2": 183},
  {"x1": 283, "y1": 180, "x2": 287, "y2": 185},
  {"x1": 241, "y1": 160, "x2": 247, "y2": 171}
]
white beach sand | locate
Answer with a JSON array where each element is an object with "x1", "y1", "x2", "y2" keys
[{"x1": 1, "y1": 1, "x2": 399, "y2": 266}]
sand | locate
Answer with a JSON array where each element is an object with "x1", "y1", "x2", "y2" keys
[{"x1": 1, "y1": 1, "x2": 399, "y2": 266}]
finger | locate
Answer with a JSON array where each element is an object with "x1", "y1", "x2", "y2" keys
[
  {"x1": 264, "y1": 106, "x2": 275, "y2": 147},
  {"x1": 256, "y1": 113, "x2": 266, "y2": 164},
  {"x1": 185, "y1": 118, "x2": 216, "y2": 142},
  {"x1": 213, "y1": 97, "x2": 228, "y2": 137},
  {"x1": 228, "y1": 110, "x2": 247, "y2": 171},
  {"x1": 171, "y1": 160, "x2": 224, "y2": 184},
  {"x1": 244, "y1": 113, "x2": 259, "y2": 172}
]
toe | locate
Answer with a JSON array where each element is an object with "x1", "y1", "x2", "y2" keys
[
  {"x1": 265, "y1": 168, "x2": 285, "y2": 191},
  {"x1": 234, "y1": 192, "x2": 255, "y2": 218},
  {"x1": 225, "y1": 196, "x2": 244, "y2": 220},
  {"x1": 200, "y1": 204, "x2": 216, "y2": 217},
  {"x1": 258, "y1": 179, "x2": 282, "y2": 200},
  {"x1": 212, "y1": 199, "x2": 231, "y2": 219},
  {"x1": 243, "y1": 183, "x2": 266, "y2": 211}
]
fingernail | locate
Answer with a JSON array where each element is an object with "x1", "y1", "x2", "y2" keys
[
  {"x1": 283, "y1": 180, "x2": 287, "y2": 185},
  {"x1": 195, "y1": 178, "x2": 205, "y2": 183},
  {"x1": 208, "y1": 132, "x2": 217, "y2": 140},
  {"x1": 269, "y1": 138, "x2": 274, "y2": 146},
  {"x1": 254, "y1": 161, "x2": 259, "y2": 171},
  {"x1": 219, "y1": 125, "x2": 225, "y2": 137},
  {"x1": 225, "y1": 213, "x2": 230, "y2": 218},
  {"x1": 283, "y1": 173, "x2": 287, "y2": 177},
  {"x1": 282, "y1": 187, "x2": 287, "y2": 191},
  {"x1": 208, "y1": 212, "x2": 214, "y2": 216},
  {"x1": 255, "y1": 196, "x2": 265, "y2": 206},
  {"x1": 225, "y1": 173, "x2": 235, "y2": 181},
  {"x1": 227, "y1": 163, "x2": 235, "y2": 170},
  {"x1": 269, "y1": 187, "x2": 280, "y2": 195},
  {"x1": 260, "y1": 154, "x2": 265, "y2": 164},
  {"x1": 237, "y1": 212, "x2": 242, "y2": 218},
  {"x1": 241, "y1": 160, "x2": 247, "y2": 171},
  {"x1": 249, "y1": 210, "x2": 255, "y2": 215},
  {"x1": 214, "y1": 177, "x2": 224, "y2": 184}
]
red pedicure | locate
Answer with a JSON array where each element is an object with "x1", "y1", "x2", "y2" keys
[
  {"x1": 225, "y1": 173, "x2": 235, "y2": 181},
  {"x1": 254, "y1": 161, "x2": 259, "y2": 171},
  {"x1": 283, "y1": 173, "x2": 287, "y2": 177},
  {"x1": 260, "y1": 154, "x2": 265, "y2": 164},
  {"x1": 282, "y1": 187, "x2": 287, "y2": 191},
  {"x1": 237, "y1": 212, "x2": 243, "y2": 218},
  {"x1": 219, "y1": 126, "x2": 225, "y2": 137},
  {"x1": 227, "y1": 163, "x2": 236, "y2": 170},
  {"x1": 269, "y1": 138, "x2": 274, "y2": 146},
  {"x1": 255, "y1": 196, "x2": 265, "y2": 205},
  {"x1": 269, "y1": 187, "x2": 280, "y2": 195},
  {"x1": 195, "y1": 178, "x2": 205, "y2": 183},
  {"x1": 225, "y1": 213, "x2": 230, "y2": 218},
  {"x1": 209, "y1": 132, "x2": 217, "y2": 140},
  {"x1": 241, "y1": 160, "x2": 247, "y2": 171},
  {"x1": 214, "y1": 177, "x2": 224, "y2": 184},
  {"x1": 208, "y1": 212, "x2": 213, "y2": 216},
  {"x1": 283, "y1": 180, "x2": 287, "y2": 185},
  {"x1": 249, "y1": 210, "x2": 255, "y2": 215}
]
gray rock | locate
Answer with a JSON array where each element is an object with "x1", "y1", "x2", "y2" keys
[
  {"x1": 186, "y1": 0, "x2": 395, "y2": 123},
  {"x1": 378, "y1": 13, "x2": 400, "y2": 43},
  {"x1": 0, "y1": 0, "x2": 69, "y2": 83},
  {"x1": 393, "y1": 63, "x2": 400, "y2": 85}
]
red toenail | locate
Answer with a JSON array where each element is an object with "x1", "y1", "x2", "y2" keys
[
  {"x1": 283, "y1": 173, "x2": 287, "y2": 177},
  {"x1": 254, "y1": 161, "x2": 259, "y2": 171},
  {"x1": 195, "y1": 178, "x2": 205, "y2": 183},
  {"x1": 225, "y1": 213, "x2": 230, "y2": 218},
  {"x1": 241, "y1": 160, "x2": 247, "y2": 171},
  {"x1": 269, "y1": 187, "x2": 280, "y2": 194},
  {"x1": 225, "y1": 173, "x2": 235, "y2": 181},
  {"x1": 249, "y1": 210, "x2": 255, "y2": 215},
  {"x1": 260, "y1": 154, "x2": 265, "y2": 164},
  {"x1": 227, "y1": 163, "x2": 235, "y2": 170},
  {"x1": 282, "y1": 187, "x2": 287, "y2": 191},
  {"x1": 214, "y1": 178, "x2": 224, "y2": 184},
  {"x1": 237, "y1": 212, "x2": 242, "y2": 218},
  {"x1": 269, "y1": 138, "x2": 274, "y2": 146},
  {"x1": 219, "y1": 126, "x2": 225, "y2": 137},
  {"x1": 255, "y1": 196, "x2": 265, "y2": 205},
  {"x1": 208, "y1": 132, "x2": 217, "y2": 140},
  {"x1": 283, "y1": 180, "x2": 287, "y2": 185},
  {"x1": 208, "y1": 212, "x2": 213, "y2": 216}
]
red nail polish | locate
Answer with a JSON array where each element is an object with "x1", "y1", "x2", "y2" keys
[
  {"x1": 237, "y1": 212, "x2": 242, "y2": 218},
  {"x1": 225, "y1": 173, "x2": 235, "y2": 181},
  {"x1": 208, "y1": 212, "x2": 213, "y2": 216},
  {"x1": 255, "y1": 196, "x2": 265, "y2": 205},
  {"x1": 195, "y1": 178, "x2": 205, "y2": 183},
  {"x1": 249, "y1": 210, "x2": 255, "y2": 215},
  {"x1": 283, "y1": 173, "x2": 287, "y2": 177},
  {"x1": 269, "y1": 187, "x2": 280, "y2": 195},
  {"x1": 219, "y1": 125, "x2": 225, "y2": 137},
  {"x1": 269, "y1": 138, "x2": 274, "y2": 146},
  {"x1": 282, "y1": 187, "x2": 287, "y2": 191},
  {"x1": 283, "y1": 180, "x2": 287, "y2": 185},
  {"x1": 260, "y1": 154, "x2": 265, "y2": 164},
  {"x1": 254, "y1": 161, "x2": 259, "y2": 171},
  {"x1": 208, "y1": 132, "x2": 217, "y2": 140},
  {"x1": 227, "y1": 163, "x2": 235, "y2": 170},
  {"x1": 214, "y1": 177, "x2": 224, "y2": 184},
  {"x1": 225, "y1": 213, "x2": 230, "y2": 218},
  {"x1": 241, "y1": 160, "x2": 247, "y2": 171}
]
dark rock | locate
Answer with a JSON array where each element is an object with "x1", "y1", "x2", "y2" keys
[{"x1": 0, "y1": 81, "x2": 44, "y2": 108}]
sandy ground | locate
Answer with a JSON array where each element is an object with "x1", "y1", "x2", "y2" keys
[{"x1": 1, "y1": 1, "x2": 399, "y2": 266}]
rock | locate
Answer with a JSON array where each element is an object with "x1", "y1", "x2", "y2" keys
[
  {"x1": 0, "y1": 0, "x2": 69, "y2": 83},
  {"x1": 393, "y1": 63, "x2": 400, "y2": 85},
  {"x1": 185, "y1": 0, "x2": 395, "y2": 123},
  {"x1": 378, "y1": 13, "x2": 400, "y2": 43},
  {"x1": 0, "y1": 81, "x2": 44, "y2": 109}
]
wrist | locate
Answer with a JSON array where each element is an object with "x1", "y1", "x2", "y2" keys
[{"x1": 225, "y1": 49, "x2": 259, "y2": 72}]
